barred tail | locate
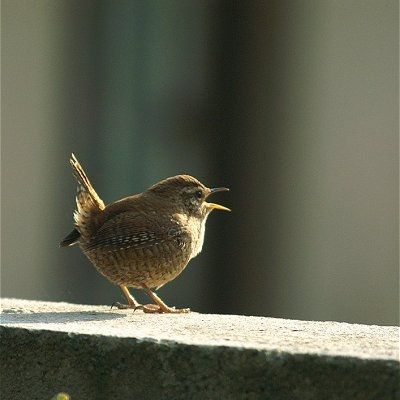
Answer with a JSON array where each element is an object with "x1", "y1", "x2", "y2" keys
[
  {"x1": 60, "y1": 154, "x2": 105, "y2": 246},
  {"x1": 70, "y1": 152, "x2": 104, "y2": 211}
]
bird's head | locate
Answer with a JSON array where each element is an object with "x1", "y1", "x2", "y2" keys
[{"x1": 147, "y1": 174, "x2": 230, "y2": 218}]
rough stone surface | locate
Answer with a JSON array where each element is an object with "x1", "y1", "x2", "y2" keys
[{"x1": 1, "y1": 298, "x2": 399, "y2": 399}]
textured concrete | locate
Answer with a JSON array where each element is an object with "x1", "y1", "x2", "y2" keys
[{"x1": 1, "y1": 298, "x2": 399, "y2": 399}]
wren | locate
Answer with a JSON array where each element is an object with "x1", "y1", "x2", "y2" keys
[{"x1": 60, "y1": 154, "x2": 230, "y2": 313}]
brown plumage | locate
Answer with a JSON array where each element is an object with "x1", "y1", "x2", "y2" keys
[{"x1": 60, "y1": 154, "x2": 230, "y2": 313}]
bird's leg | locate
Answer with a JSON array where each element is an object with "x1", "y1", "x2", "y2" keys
[
  {"x1": 112, "y1": 284, "x2": 160, "y2": 313},
  {"x1": 141, "y1": 283, "x2": 190, "y2": 314},
  {"x1": 112, "y1": 285, "x2": 140, "y2": 309}
]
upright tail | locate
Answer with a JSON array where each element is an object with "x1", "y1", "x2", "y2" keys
[{"x1": 60, "y1": 154, "x2": 105, "y2": 247}]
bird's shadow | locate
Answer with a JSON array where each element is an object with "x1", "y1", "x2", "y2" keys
[{"x1": 0, "y1": 309, "x2": 124, "y2": 324}]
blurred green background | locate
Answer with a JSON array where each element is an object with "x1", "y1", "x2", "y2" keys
[{"x1": 1, "y1": 0, "x2": 398, "y2": 325}]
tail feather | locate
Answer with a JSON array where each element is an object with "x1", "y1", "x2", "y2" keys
[
  {"x1": 59, "y1": 228, "x2": 80, "y2": 247},
  {"x1": 68, "y1": 154, "x2": 105, "y2": 240},
  {"x1": 70, "y1": 153, "x2": 105, "y2": 212}
]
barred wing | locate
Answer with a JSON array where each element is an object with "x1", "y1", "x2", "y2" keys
[{"x1": 85, "y1": 212, "x2": 187, "y2": 253}]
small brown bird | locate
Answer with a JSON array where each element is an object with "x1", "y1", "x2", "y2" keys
[{"x1": 60, "y1": 154, "x2": 230, "y2": 313}]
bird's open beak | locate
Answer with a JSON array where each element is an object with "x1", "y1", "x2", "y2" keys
[
  {"x1": 206, "y1": 202, "x2": 231, "y2": 212},
  {"x1": 205, "y1": 187, "x2": 231, "y2": 212}
]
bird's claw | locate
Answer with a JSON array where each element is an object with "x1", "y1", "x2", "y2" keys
[
  {"x1": 134, "y1": 304, "x2": 161, "y2": 313},
  {"x1": 111, "y1": 301, "x2": 190, "y2": 314},
  {"x1": 111, "y1": 301, "x2": 130, "y2": 310},
  {"x1": 133, "y1": 304, "x2": 190, "y2": 313},
  {"x1": 156, "y1": 306, "x2": 190, "y2": 314}
]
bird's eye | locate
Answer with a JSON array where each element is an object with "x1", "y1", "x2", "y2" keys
[{"x1": 195, "y1": 190, "x2": 203, "y2": 199}]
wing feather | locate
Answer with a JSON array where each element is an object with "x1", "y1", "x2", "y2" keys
[{"x1": 84, "y1": 212, "x2": 186, "y2": 252}]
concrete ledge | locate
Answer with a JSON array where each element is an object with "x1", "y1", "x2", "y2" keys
[{"x1": 1, "y1": 298, "x2": 399, "y2": 399}]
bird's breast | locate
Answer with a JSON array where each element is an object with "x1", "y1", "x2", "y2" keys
[{"x1": 188, "y1": 215, "x2": 209, "y2": 259}]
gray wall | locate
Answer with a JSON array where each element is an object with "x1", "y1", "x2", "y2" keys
[{"x1": 2, "y1": 0, "x2": 398, "y2": 325}]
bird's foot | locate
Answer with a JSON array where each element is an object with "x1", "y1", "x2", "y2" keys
[
  {"x1": 110, "y1": 302, "x2": 158, "y2": 312},
  {"x1": 111, "y1": 301, "x2": 190, "y2": 314},
  {"x1": 170, "y1": 307, "x2": 190, "y2": 314},
  {"x1": 134, "y1": 304, "x2": 162, "y2": 313},
  {"x1": 110, "y1": 302, "x2": 183, "y2": 313},
  {"x1": 111, "y1": 301, "x2": 134, "y2": 310},
  {"x1": 157, "y1": 305, "x2": 190, "y2": 314},
  {"x1": 135, "y1": 304, "x2": 190, "y2": 314}
]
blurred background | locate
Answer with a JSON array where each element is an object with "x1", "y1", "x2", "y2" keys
[{"x1": 2, "y1": 0, "x2": 398, "y2": 325}]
